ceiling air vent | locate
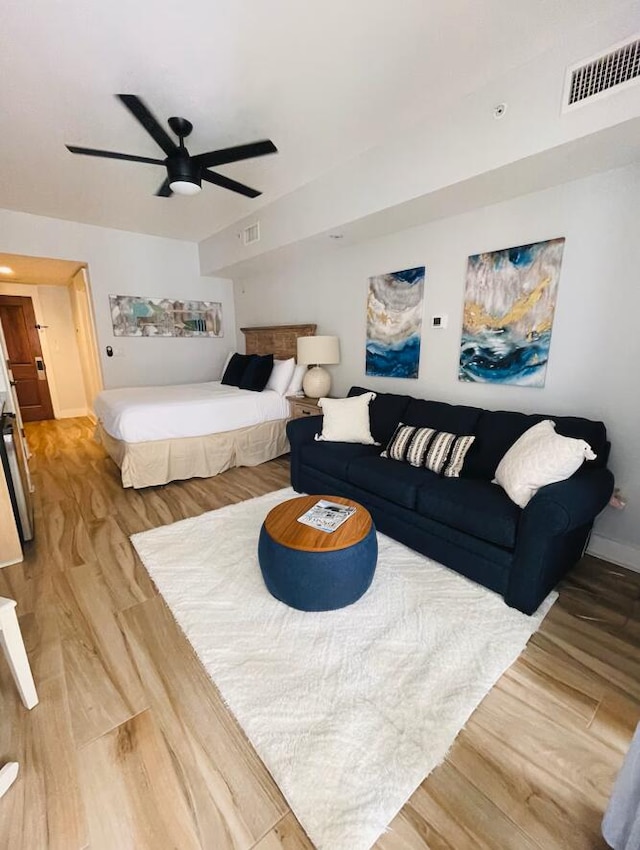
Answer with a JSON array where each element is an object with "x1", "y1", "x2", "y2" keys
[
  {"x1": 243, "y1": 222, "x2": 261, "y2": 246},
  {"x1": 563, "y1": 34, "x2": 640, "y2": 111}
]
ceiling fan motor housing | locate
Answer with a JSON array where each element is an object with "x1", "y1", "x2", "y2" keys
[{"x1": 167, "y1": 150, "x2": 201, "y2": 189}]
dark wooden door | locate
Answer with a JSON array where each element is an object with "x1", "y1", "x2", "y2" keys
[{"x1": 0, "y1": 295, "x2": 54, "y2": 421}]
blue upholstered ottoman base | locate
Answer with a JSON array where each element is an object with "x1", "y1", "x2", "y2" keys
[{"x1": 258, "y1": 523, "x2": 378, "y2": 612}]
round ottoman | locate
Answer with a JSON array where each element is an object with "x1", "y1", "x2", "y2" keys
[{"x1": 258, "y1": 495, "x2": 377, "y2": 612}]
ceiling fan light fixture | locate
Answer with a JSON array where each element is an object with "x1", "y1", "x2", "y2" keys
[
  {"x1": 169, "y1": 180, "x2": 202, "y2": 196},
  {"x1": 167, "y1": 154, "x2": 201, "y2": 196}
]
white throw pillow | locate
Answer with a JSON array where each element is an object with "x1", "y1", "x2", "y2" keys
[
  {"x1": 315, "y1": 393, "x2": 378, "y2": 444},
  {"x1": 494, "y1": 419, "x2": 597, "y2": 508},
  {"x1": 285, "y1": 363, "x2": 307, "y2": 396},
  {"x1": 266, "y1": 358, "x2": 296, "y2": 395}
]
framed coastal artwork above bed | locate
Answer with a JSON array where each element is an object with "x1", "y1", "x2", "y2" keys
[
  {"x1": 109, "y1": 295, "x2": 223, "y2": 338},
  {"x1": 366, "y1": 266, "x2": 425, "y2": 378},
  {"x1": 459, "y1": 237, "x2": 565, "y2": 387}
]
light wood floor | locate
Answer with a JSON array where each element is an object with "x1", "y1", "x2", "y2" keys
[{"x1": 1, "y1": 417, "x2": 638, "y2": 849}]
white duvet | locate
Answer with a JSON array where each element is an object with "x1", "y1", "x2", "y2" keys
[{"x1": 94, "y1": 381, "x2": 290, "y2": 443}]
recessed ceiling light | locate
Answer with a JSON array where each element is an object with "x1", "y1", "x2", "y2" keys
[{"x1": 0, "y1": 266, "x2": 14, "y2": 275}]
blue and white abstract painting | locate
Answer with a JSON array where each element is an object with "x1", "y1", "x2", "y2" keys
[
  {"x1": 366, "y1": 266, "x2": 425, "y2": 378},
  {"x1": 459, "y1": 238, "x2": 565, "y2": 387}
]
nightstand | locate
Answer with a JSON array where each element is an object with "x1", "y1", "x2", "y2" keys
[{"x1": 287, "y1": 396, "x2": 322, "y2": 419}]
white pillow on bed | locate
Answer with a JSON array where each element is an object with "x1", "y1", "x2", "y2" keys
[
  {"x1": 266, "y1": 358, "x2": 296, "y2": 395},
  {"x1": 285, "y1": 363, "x2": 306, "y2": 396}
]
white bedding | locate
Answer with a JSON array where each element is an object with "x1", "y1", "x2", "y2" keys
[{"x1": 94, "y1": 381, "x2": 290, "y2": 443}]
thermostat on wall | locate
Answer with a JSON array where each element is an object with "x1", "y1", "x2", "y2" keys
[{"x1": 432, "y1": 315, "x2": 448, "y2": 328}]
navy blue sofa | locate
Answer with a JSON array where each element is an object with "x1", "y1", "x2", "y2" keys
[{"x1": 287, "y1": 386, "x2": 614, "y2": 614}]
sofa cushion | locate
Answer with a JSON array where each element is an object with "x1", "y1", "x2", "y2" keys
[
  {"x1": 298, "y1": 465, "x2": 514, "y2": 574},
  {"x1": 403, "y1": 398, "x2": 482, "y2": 434},
  {"x1": 299, "y1": 441, "x2": 381, "y2": 480},
  {"x1": 348, "y1": 387, "x2": 412, "y2": 445},
  {"x1": 348, "y1": 456, "x2": 437, "y2": 509},
  {"x1": 416, "y1": 478, "x2": 521, "y2": 549},
  {"x1": 464, "y1": 410, "x2": 609, "y2": 480}
]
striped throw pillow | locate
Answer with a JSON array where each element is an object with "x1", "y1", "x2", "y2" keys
[{"x1": 382, "y1": 423, "x2": 475, "y2": 478}]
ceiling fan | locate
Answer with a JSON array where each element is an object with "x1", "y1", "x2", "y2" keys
[{"x1": 66, "y1": 94, "x2": 277, "y2": 198}]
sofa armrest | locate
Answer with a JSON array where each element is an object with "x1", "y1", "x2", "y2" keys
[
  {"x1": 287, "y1": 415, "x2": 323, "y2": 492},
  {"x1": 521, "y1": 466, "x2": 614, "y2": 534},
  {"x1": 520, "y1": 468, "x2": 613, "y2": 534},
  {"x1": 505, "y1": 467, "x2": 614, "y2": 614},
  {"x1": 286, "y1": 415, "x2": 323, "y2": 447}
]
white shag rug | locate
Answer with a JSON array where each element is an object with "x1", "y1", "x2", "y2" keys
[{"x1": 131, "y1": 488, "x2": 556, "y2": 850}]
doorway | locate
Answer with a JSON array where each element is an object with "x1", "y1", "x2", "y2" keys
[
  {"x1": 0, "y1": 294, "x2": 54, "y2": 421},
  {"x1": 0, "y1": 252, "x2": 104, "y2": 422}
]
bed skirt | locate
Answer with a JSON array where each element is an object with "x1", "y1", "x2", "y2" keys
[{"x1": 96, "y1": 419, "x2": 290, "y2": 489}]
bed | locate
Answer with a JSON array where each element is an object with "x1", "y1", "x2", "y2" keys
[{"x1": 95, "y1": 323, "x2": 316, "y2": 488}]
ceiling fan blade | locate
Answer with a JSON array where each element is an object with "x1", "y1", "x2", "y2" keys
[
  {"x1": 117, "y1": 94, "x2": 178, "y2": 157},
  {"x1": 194, "y1": 140, "x2": 277, "y2": 169},
  {"x1": 155, "y1": 178, "x2": 173, "y2": 197},
  {"x1": 201, "y1": 170, "x2": 261, "y2": 198},
  {"x1": 66, "y1": 145, "x2": 164, "y2": 165}
]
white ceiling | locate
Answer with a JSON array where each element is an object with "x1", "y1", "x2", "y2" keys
[
  {"x1": 0, "y1": 253, "x2": 84, "y2": 286},
  {"x1": 0, "y1": 0, "x2": 627, "y2": 242}
]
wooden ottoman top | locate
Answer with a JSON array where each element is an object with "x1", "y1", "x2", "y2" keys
[{"x1": 264, "y1": 495, "x2": 372, "y2": 553}]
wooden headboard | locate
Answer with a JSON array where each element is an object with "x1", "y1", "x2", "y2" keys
[{"x1": 240, "y1": 324, "x2": 316, "y2": 359}]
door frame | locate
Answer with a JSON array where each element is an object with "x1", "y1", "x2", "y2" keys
[{"x1": 69, "y1": 266, "x2": 104, "y2": 419}]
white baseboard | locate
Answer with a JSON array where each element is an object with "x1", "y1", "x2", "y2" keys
[
  {"x1": 0, "y1": 556, "x2": 23, "y2": 569},
  {"x1": 587, "y1": 534, "x2": 640, "y2": 574},
  {"x1": 56, "y1": 408, "x2": 91, "y2": 419}
]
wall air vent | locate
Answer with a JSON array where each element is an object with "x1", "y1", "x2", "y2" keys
[
  {"x1": 564, "y1": 35, "x2": 640, "y2": 111},
  {"x1": 243, "y1": 222, "x2": 261, "y2": 246}
]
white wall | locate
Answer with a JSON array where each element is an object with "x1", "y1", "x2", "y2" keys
[
  {"x1": 39, "y1": 285, "x2": 88, "y2": 416},
  {"x1": 0, "y1": 209, "x2": 236, "y2": 389},
  {"x1": 234, "y1": 163, "x2": 640, "y2": 566}
]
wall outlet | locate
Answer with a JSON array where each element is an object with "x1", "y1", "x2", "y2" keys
[
  {"x1": 610, "y1": 488, "x2": 627, "y2": 509},
  {"x1": 432, "y1": 315, "x2": 448, "y2": 328}
]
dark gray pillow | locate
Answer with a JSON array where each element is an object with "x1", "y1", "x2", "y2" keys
[
  {"x1": 222, "y1": 353, "x2": 254, "y2": 386},
  {"x1": 239, "y1": 354, "x2": 274, "y2": 392}
]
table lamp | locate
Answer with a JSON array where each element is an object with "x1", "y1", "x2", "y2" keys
[{"x1": 297, "y1": 335, "x2": 340, "y2": 398}]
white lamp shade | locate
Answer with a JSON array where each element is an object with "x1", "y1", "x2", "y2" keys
[{"x1": 297, "y1": 335, "x2": 340, "y2": 366}]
